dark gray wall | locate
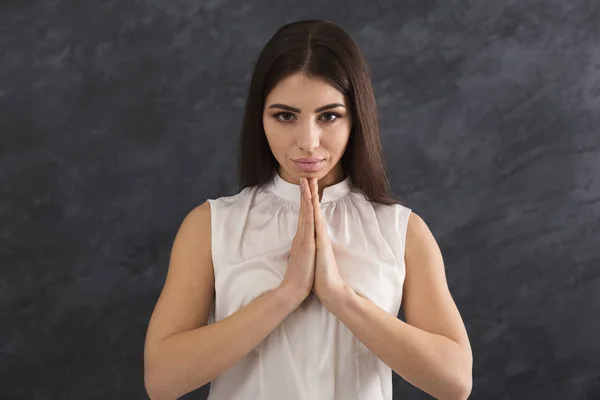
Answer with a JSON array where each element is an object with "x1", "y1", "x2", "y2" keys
[{"x1": 2, "y1": 0, "x2": 599, "y2": 398}]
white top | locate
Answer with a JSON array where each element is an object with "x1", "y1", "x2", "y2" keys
[{"x1": 206, "y1": 170, "x2": 412, "y2": 400}]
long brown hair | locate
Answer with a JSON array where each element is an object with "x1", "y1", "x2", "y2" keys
[{"x1": 237, "y1": 19, "x2": 405, "y2": 206}]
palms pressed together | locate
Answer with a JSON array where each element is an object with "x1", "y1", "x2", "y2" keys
[{"x1": 307, "y1": 178, "x2": 349, "y2": 307}]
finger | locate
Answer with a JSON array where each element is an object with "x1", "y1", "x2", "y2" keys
[
  {"x1": 310, "y1": 178, "x2": 318, "y2": 199},
  {"x1": 297, "y1": 177, "x2": 305, "y2": 236},
  {"x1": 312, "y1": 190, "x2": 322, "y2": 238},
  {"x1": 303, "y1": 178, "x2": 315, "y2": 232},
  {"x1": 313, "y1": 180, "x2": 322, "y2": 216},
  {"x1": 304, "y1": 177, "x2": 312, "y2": 203},
  {"x1": 311, "y1": 184, "x2": 328, "y2": 241}
]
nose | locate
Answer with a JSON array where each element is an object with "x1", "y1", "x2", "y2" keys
[{"x1": 296, "y1": 120, "x2": 320, "y2": 152}]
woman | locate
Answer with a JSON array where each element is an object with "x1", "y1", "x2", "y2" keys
[{"x1": 144, "y1": 19, "x2": 472, "y2": 400}]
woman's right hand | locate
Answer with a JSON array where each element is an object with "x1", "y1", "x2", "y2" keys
[{"x1": 279, "y1": 177, "x2": 316, "y2": 303}]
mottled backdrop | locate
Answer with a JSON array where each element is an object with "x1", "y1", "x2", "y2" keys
[{"x1": 1, "y1": 0, "x2": 599, "y2": 399}]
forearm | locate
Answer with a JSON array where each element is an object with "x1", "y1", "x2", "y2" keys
[
  {"x1": 145, "y1": 286, "x2": 302, "y2": 400},
  {"x1": 325, "y1": 287, "x2": 472, "y2": 400}
]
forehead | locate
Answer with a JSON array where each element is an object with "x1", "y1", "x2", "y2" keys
[{"x1": 265, "y1": 73, "x2": 347, "y2": 106}]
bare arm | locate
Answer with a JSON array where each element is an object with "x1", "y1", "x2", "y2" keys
[{"x1": 143, "y1": 202, "x2": 303, "y2": 400}]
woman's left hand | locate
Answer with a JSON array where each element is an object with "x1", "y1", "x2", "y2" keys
[{"x1": 309, "y1": 178, "x2": 348, "y2": 308}]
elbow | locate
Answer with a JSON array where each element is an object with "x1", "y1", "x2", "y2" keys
[
  {"x1": 145, "y1": 371, "x2": 179, "y2": 400},
  {"x1": 452, "y1": 362, "x2": 473, "y2": 400},
  {"x1": 144, "y1": 350, "x2": 161, "y2": 399},
  {"x1": 461, "y1": 351, "x2": 473, "y2": 399},
  {"x1": 454, "y1": 376, "x2": 472, "y2": 400},
  {"x1": 145, "y1": 386, "x2": 162, "y2": 400},
  {"x1": 440, "y1": 378, "x2": 471, "y2": 400},
  {"x1": 144, "y1": 368, "x2": 166, "y2": 400},
  {"x1": 144, "y1": 357, "x2": 211, "y2": 400},
  {"x1": 444, "y1": 353, "x2": 472, "y2": 400},
  {"x1": 144, "y1": 342, "x2": 176, "y2": 400},
  {"x1": 145, "y1": 356, "x2": 176, "y2": 400},
  {"x1": 452, "y1": 345, "x2": 473, "y2": 400}
]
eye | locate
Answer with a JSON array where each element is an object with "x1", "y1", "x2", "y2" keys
[
  {"x1": 273, "y1": 112, "x2": 295, "y2": 122},
  {"x1": 320, "y1": 112, "x2": 340, "y2": 122}
]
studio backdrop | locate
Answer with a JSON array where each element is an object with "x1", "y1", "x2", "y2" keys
[{"x1": 1, "y1": 0, "x2": 599, "y2": 399}]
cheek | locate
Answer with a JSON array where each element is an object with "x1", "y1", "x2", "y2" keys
[
  {"x1": 263, "y1": 118, "x2": 278, "y2": 145},
  {"x1": 325, "y1": 126, "x2": 351, "y2": 154},
  {"x1": 263, "y1": 120, "x2": 291, "y2": 155}
]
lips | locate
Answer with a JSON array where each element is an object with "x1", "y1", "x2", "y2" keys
[
  {"x1": 293, "y1": 157, "x2": 324, "y2": 163},
  {"x1": 293, "y1": 158, "x2": 324, "y2": 171}
]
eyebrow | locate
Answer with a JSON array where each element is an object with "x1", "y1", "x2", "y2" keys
[{"x1": 267, "y1": 103, "x2": 346, "y2": 113}]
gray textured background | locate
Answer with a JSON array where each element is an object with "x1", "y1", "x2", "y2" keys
[{"x1": 1, "y1": 0, "x2": 600, "y2": 399}]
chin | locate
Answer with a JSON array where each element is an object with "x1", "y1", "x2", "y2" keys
[{"x1": 295, "y1": 168, "x2": 329, "y2": 179}]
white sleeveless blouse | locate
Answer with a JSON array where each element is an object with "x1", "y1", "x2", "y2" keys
[{"x1": 206, "y1": 171, "x2": 411, "y2": 400}]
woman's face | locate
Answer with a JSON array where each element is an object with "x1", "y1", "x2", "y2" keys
[{"x1": 262, "y1": 72, "x2": 352, "y2": 187}]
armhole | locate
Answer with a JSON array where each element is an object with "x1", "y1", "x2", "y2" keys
[
  {"x1": 205, "y1": 199, "x2": 219, "y2": 325},
  {"x1": 374, "y1": 203, "x2": 412, "y2": 314},
  {"x1": 399, "y1": 206, "x2": 412, "y2": 258},
  {"x1": 206, "y1": 199, "x2": 220, "y2": 271},
  {"x1": 374, "y1": 203, "x2": 411, "y2": 266}
]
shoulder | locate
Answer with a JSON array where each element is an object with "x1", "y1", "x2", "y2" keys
[
  {"x1": 177, "y1": 201, "x2": 212, "y2": 245},
  {"x1": 190, "y1": 200, "x2": 211, "y2": 217},
  {"x1": 406, "y1": 211, "x2": 427, "y2": 236},
  {"x1": 207, "y1": 187, "x2": 248, "y2": 205},
  {"x1": 202, "y1": 185, "x2": 269, "y2": 269},
  {"x1": 180, "y1": 195, "x2": 242, "y2": 248},
  {"x1": 344, "y1": 191, "x2": 413, "y2": 232},
  {"x1": 404, "y1": 211, "x2": 441, "y2": 266},
  {"x1": 206, "y1": 185, "x2": 262, "y2": 209},
  {"x1": 368, "y1": 197, "x2": 411, "y2": 215},
  {"x1": 369, "y1": 200, "x2": 412, "y2": 232},
  {"x1": 354, "y1": 198, "x2": 413, "y2": 261}
]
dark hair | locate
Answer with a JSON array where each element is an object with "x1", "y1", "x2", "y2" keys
[{"x1": 237, "y1": 19, "x2": 405, "y2": 206}]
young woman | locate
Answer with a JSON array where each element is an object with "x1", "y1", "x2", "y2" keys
[{"x1": 144, "y1": 19, "x2": 472, "y2": 400}]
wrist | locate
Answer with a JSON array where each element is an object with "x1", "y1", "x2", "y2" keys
[
  {"x1": 321, "y1": 284, "x2": 356, "y2": 315},
  {"x1": 275, "y1": 284, "x2": 309, "y2": 311}
]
